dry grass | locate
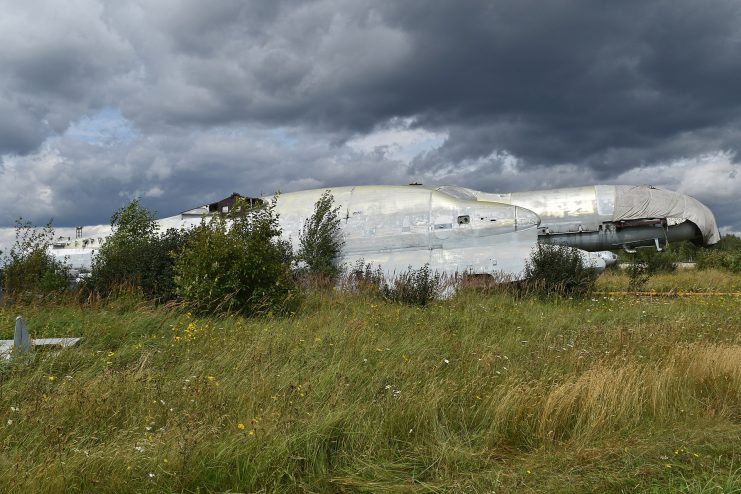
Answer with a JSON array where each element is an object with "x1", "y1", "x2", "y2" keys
[{"x1": 598, "y1": 268, "x2": 741, "y2": 293}]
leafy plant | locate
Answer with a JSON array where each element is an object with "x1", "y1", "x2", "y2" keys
[
  {"x1": 297, "y1": 190, "x2": 344, "y2": 279},
  {"x1": 86, "y1": 199, "x2": 189, "y2": 302},
  {"x1": 340, "y1": 261, "x2": 444, "y2": 306},
  {"x1": 695, "y1": 234, "x2": 741, "y2": 273},
  {"x1": 1, "y1": 218, "x2": 70, "y2": 299},
  {"x1": 174, "y1": 196, "x2": 298, "y2": 316},
  {"x1": 382, "y1": 264, "x2": 444, "y2": 306},
  {"x1": 626, "y1": 259, "x2": 652, "y2": 292},
  {"x1": 523, "y1": 243, "x2": 598, "y2": 298}
]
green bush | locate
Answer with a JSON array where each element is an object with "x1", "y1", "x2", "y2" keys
[
  {"x1": 1, "y1": 219, "x2": 69, "y2": 300},
  {"x1": 85, "y1": 199, "x2": 190, "y2": 302},
  {"x1": 341, "y1": 261, "x2": 444, "y2": 306},
  {"x1": 174, "y1": 197, "x2": 298, "y2": 316},
  {"x1": 626, "y1": 260, "x2": 652, "y2": 292},
  {"x1": 523, "y1": 244, "x2": 598, "y2": 298},
  {"x1": 696, "y1": 249, "x2": 741, "y2": 273},
  {"x1": 633, "y1": 248, "x2": 677, "y2": 274},
  {"x1": 297, "y1": 190, "x2": 344, "y2": 279},
  {"x1": 383, "y1": 264, "x2": 444, "y2": 306}
]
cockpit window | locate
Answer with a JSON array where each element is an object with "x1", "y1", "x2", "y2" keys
[{"x1": 457, "y1": 215, "x2": 470, "y2": 225}]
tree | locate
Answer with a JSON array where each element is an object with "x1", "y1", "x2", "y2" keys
[
  {"x1": 174, "y1": 196, "x2": 298, "y2": 316},
  {"x1": 297, "y1": 190, "x2": 344, "y2": 278},
  {"x1": 86, "y1": 199, "x2": 189, "y2": 301},
  {"x1": 1, "y1": 219, "x2": 69, "y2": 299}
]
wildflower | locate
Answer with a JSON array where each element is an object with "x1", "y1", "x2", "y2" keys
[
  {"x1": 207, "y1": 376, "x2": 215, "y2": 381},
  {"x1": 7, "y1": 419, "x2": 12, "y2": 425},
  {"x1": 237, "y1": 423, "x2": 246, "y2": 430},
  {"x1": 443, "y1": 358, "x2": 450, "y2": 364},
  {"x1": 48, "y1": 376, "x2": 55, "y2": 381},
  {"x1": 134, "y1": 446, "x2": 145, "y2": 453},
  {"x1": 148, "y1": 472, "x2": 155, "y2": 478},
  {"x1": 10, "y1": 406, "x2": 18, "y2": 412},
  {"x1": 248, "y1": 430, "x2": 255, "y2": 436}
]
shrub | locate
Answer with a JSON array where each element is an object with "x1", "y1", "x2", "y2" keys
[
  {"x1": 86, "y1": 199, "x2": 189, "y2": 302},
  {"x1": 297, "y1": 190, "x2": 344, "y2": 279},
  {"x1": 382, "y1": 264, "x2": 444, "y2": 306},
  {"x1": 174, "y1": 197, "x2": 299, "y2": 316},
  {"x1": 523, "y1": 244, "x2": 598, "y2": 298},
  {"x1": 696, "y1": 249, "x2": 741, "y2": 273},
  {"x1": 340, "y1": 260, "x2": 444, "y2": 306},
  {"x1": 340, "y1": 260, "x2": 387, "y2": 294},
  {"x1": 1, "y1": 219, "x2": 69, "y2": 300},
  {"x1": 626, "y1": 260, "x2": 652, "y2": 292},
  {"x1": 635, "y1": 248, "x2": 677, "y2": 274}
]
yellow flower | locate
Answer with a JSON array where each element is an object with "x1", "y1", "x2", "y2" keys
[
  {"x1": 237, "y1": 423, "x2": 246, "y2": 430},
  {"x1": 207, "y1": 375, "x2": 215, "y2": 381},
  {"x1": 48, "y1": 376, "x2": 56, "y2": 381},
  {"x1": 248, "y1": 430, "x2": 255, "y2": 436}
]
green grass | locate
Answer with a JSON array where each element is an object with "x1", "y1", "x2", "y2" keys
[{"x1": 0, "y1": 275, "x2": 739, "y2": 493}]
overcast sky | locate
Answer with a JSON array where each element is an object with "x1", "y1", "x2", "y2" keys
[{"x1": 1, "y1": 0, "x2": 740, "y2": 250}]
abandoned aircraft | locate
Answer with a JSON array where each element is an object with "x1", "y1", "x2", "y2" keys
[
  {"x1": 49, "y1": 183, "x2": 719, "y2": 279},
  {"x1": 435, "y1": 184, "x2": 720, "y2": 252}
]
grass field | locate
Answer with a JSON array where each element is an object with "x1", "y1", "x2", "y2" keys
[{"x1": 0, "y1": 271, "x2": 739, "y2": 493}]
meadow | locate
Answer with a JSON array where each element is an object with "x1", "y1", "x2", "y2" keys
[{"x1": 0, "y1": 270, "x2": 738, "y2": 493}]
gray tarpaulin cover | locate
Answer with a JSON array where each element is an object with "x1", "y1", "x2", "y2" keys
[{"x1": 613, "y1": 186, "x2": 720, "y2": 244}]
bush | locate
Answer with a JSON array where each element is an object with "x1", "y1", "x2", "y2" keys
[
  {"x1": 297, "y1": 190, "x2": 344, "y2": 279},
  {"x1": 86, "y1": 199, "x2": 190, "y2": 302},
  {"x1": 1, "y1": 219, "x2": 69, "y2": 300},
  {"x1": 174, "y1": 197, "x2": 299, "y2": 316},
  {"x1": 626, "y1": 260, "x2": 651, "y2": 292},
  {"x1": 340, "y1": 261, "x2": 444, "y2": 306},
  {"x1": 382, "y1": 264, "x2": 443, "y2": 306},
  {"x1": 696, "y1": 249, "x2": 741, "y2": 273},
  {"x1": 523, "y1": 244, "x2": 598, "y2": 298},
  {"x1": 635, "y1": 248, "x2": 678, "y2": 274}
]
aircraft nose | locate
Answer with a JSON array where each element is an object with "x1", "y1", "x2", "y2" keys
[{"x1": 515, "y1": 206, "x2": 540, "y2": 230}]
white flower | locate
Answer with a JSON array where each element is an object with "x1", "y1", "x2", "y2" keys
[
  {"x1": 443, "y1": 358, "x2": 450, "y2": 364},
  {"x1": 7, "y1": 419, "x2": 12, "y2": 425},
  {"x1": 135, "y1": 446, "x2": 145, "y2": 453},
  {"x1": 148, "y1": 472, "x2": 155, "y2": 478}
]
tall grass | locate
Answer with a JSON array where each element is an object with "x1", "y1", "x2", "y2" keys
[{"x1": 0, "y1": 282, "x2": 739, "y2": 492}]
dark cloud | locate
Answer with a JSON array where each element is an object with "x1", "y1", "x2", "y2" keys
[{"x1": 1, "y1": 0, "x2": 740, "y2": 237}]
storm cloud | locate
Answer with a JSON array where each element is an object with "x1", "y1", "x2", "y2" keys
[{"x1": 1, "y1": 0, "x2": 740, "y2": 242}]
